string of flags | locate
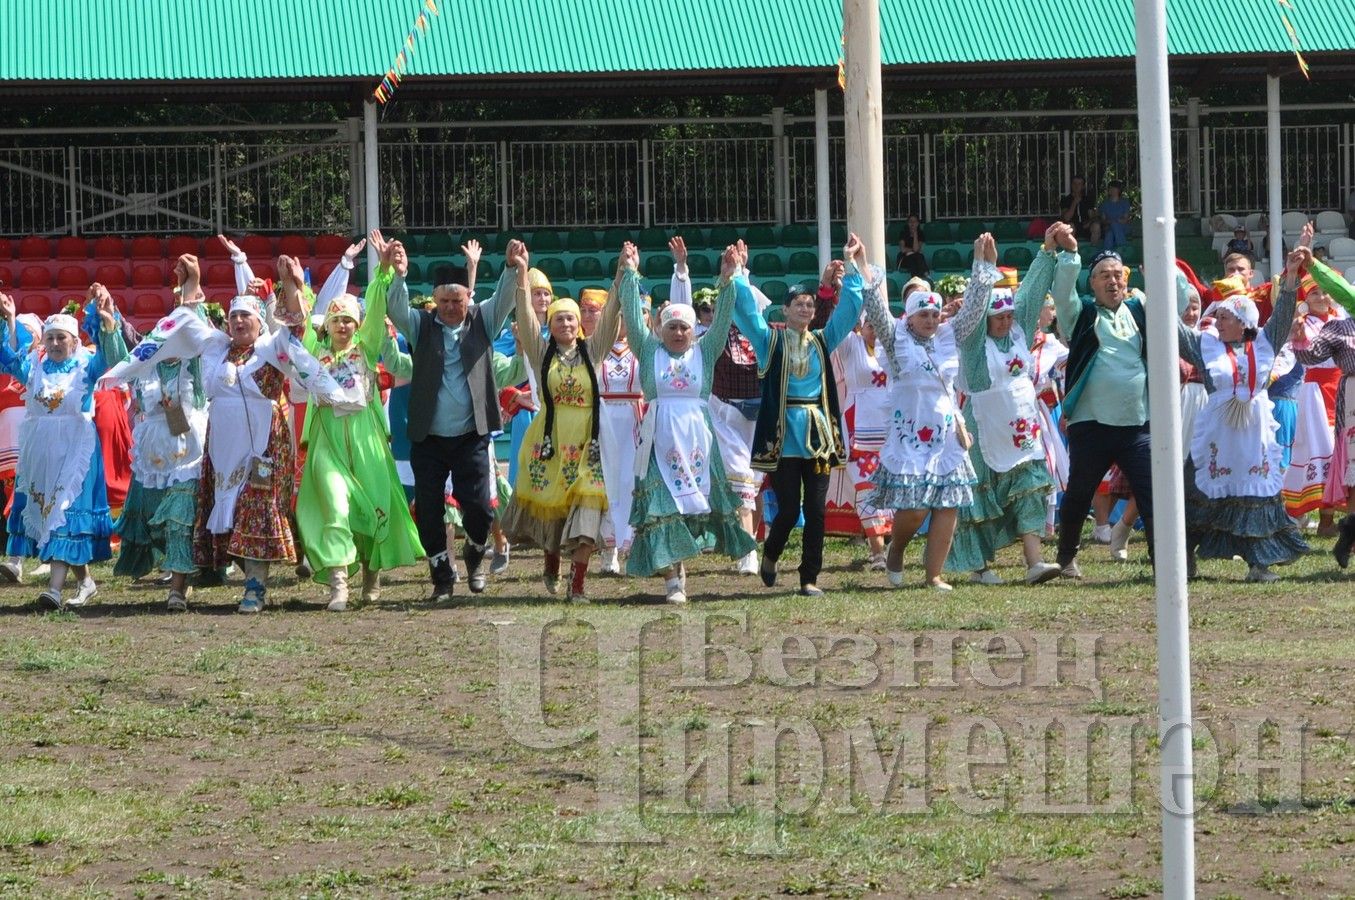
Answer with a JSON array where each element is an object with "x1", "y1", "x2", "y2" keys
[
  {"x1": 373, "y1": 0, "x2": 441, "y2": 105},
  {"x1": 1275, "y1": 0, "x2": 1311, "y2": 80}
]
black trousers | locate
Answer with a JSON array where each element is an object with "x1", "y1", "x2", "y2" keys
[
  {"x1": 1057, "y1": 421, "x2": 1155, "y2": 565},
  {"x1": 764, "y1": 457, "x2": 830, "y2": 586},
  {"x1": 409, "y1": 432, "x2": 493, "y2": 566}
]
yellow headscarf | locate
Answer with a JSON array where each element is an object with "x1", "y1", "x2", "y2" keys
[
  {"x1": 528, "y1": 268, "x2": 553, "y2": 295},
  {"x1": 545, "y1": 297, "x2": 580, "y2": 323},
  {"x1": 1212, "y1": 274, "x2": 1251, "y2": 300},
  {"x1": 578, "y1": 288, "x2": 607, "y2": 309}
]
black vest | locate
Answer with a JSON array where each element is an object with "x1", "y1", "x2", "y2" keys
[
  {"x1": 750, "y1": 328, "x2": 846, "y2": 473},
  {"x1": 406, "y1": 306, "x2": 501, "y2": 442}
]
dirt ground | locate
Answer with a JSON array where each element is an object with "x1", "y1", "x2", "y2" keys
[{"x1": 0, "y1": 534, "x2": 1351, "y2": 898}]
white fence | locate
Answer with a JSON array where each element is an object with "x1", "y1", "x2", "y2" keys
[{"x1": 0, "y1": 122, "x2": 1350, "y2": 235}]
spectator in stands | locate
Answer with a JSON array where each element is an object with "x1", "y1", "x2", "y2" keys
[
  {"x1": 621, "y1": 243, "x2": 755, "y2": 603},
  {"x1": 1051, "y1": 242, "x2": 1192, "y2": 579},
  {"x1": 1097, "y1": 181, "x2": 1132, "y2": 250},
  {"x1": 498, "y1": 246, "x2": 621, "y2": 604},
  {"x1": 1059, "y1": 175, "x2": 1099, "y2": 244},
  {"x1": 895, "y1": 214, "x2": 929, "y2": 278},
  {"x1": 735, "y1": 236, "x2": 868, "y2": 597},
  {"x1": 0, "y1": 291, "x2": 122, "y2": 610},
  {"x1": 387, "y1": 237, "x2": 527, "y2": 602},
  {"x1": 1225, "y1": 225, "x2": 1256, "y2": 259}
]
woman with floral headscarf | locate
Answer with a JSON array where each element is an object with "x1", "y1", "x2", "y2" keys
[
  {"x1": 1180, "y1": 246, "x2": 1308, "y2": 581},
  {"x1": 281, "y1": 235, "x2": 421, "y2": 611},
  {"x1": 944, "y1": 226, "x2": 1075, "y2": 586},
  {"x1": 103, "y1": 283, "x2": 350, "y2": 613},
  {"x1": 0, "y1": 286, "x2": 125, "y2": 610},
  {"x1": 498, "y1": 248, "x2": 621, "y2": 603}
]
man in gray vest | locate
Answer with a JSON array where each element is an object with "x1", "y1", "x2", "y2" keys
[{"x1": 380, "y1": 231, "x2": 527, "y2": 600}]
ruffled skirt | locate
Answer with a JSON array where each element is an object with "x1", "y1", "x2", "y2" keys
[
  {"x1": 947, "y1": 456, "x2": 1052, "y2": 572},
  {"x1": 867, "y1": 457, "x2": 976, "y2": 511},
  {"x1": 114, "y1": 479, "x2": 197, "y2": 577},
  {"x1": 1185, "y1": 457, "x2": 1308, "y2": 566}
]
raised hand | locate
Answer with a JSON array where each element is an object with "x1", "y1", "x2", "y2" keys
[
  {"x1": 1284, "y1": 246, "x2": 1312, "y2": 284},
  {"x1": 94, "y1": 288, "x2": 117, "y2": 330},
  {"x1": 343, "y1": 238, "x2": 367, "y2": 262},
  {"x1": 247, "y1": 276, "x2": 269, "y2": 297},
  {"x1": 389, "y1": 241, "x2": 409, "y2": 278},
  {"x1": 0, "y1": 292, "x2": 13, "y2": 320},
  {"x1": 1043, "y1": 222, "x2": 1061, "y2": 251},
  {"x1": 277, "y1": 255, "x2": 305, "y2": 289},
  {"x1": 368, "y1": 229, "x2": 389, "y2": 260},
  {"x1": 618, "y1": 241, "x2": 639, "y2": 273},
  {"x1": 720, "y1": 244, "x2": 739, "y2": 279},
  {"x1": 974, "y1": 233, "x2": 998, "y2": 264},
  {"x1": 173, "y1": 253, "x2": 200, "y2": 287},
  {"x1": 504, "y1": 239, "x2": 527, "y2": 271},
  {"x1": 734, "y1": 239, "x2": 749, "y2": 271},
  {"x1": 669, "y1": 235, "x2": 688, "y2": 269},
  {"x1": 462, "y1": 238, "x2": 482, "y2": 268},
  {"x1": 216, "y1": 234, "x2": 243, "y2": 258},
  {"x1": 843, "y1": 233, "x2": 867, "y2": 270},
  {"x1": 821, "y1": 259, "x2": 844, "y2": 289},
  {"x1": 1053, "y1": 222, "x2": 1078, "y2": 253},
  {"x1": 1299, "y1": 221, "x2": 1315, "y2": 249}
]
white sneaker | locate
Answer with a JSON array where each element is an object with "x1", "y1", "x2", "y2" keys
[
  {"x1": 1092, "y1": 524, "x2": 1112, "y2": 544},
  {"x1": 928, "y1": 578, "x2": 954, "y2": 592},
  {"x1": 490, "y1": 544, "x2": 511, "y2": 576},
  {"x1": 0, "y1": 558, "x2": 20, "y2": 582},
  {"x1": 736, "y1": 551, "x2": 759, "y2": 575},
  {"x1": 66, "y1": 577, "x2": 98, "y2": 608},
  {"x1": 664, "y1": 575, "x2": 688, "y2": 604},
  {"x1": 29, "y1": 562, "x2": 50, "y2": 580},
  {"x1": 600, "y1": 547, "x2": 621, "y2": 575},
  {"x1": 1024, "y1": 562, "x2": 1062, "y2": 585},
  {"x1": 886, "y1": 567, "x2": 905, "y2": 588},
  {"x1": 970, "y1": 568, "x2": 1003, "y2": 585},
  {"x1": 1245, "y1": 565, "x2": 1279, "y2": 583},
  {"x1": 866, "y1": 552, "x2": 888, "y2": 571},
  {"x1": 1109, "y1": 521, "x2": 1132, "y2": 561}
]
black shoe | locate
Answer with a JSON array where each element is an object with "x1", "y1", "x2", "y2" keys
[
  {"x1": 464, "y1": 542, "x2": 488, "y2": 594},
  {"x1": 430, "y1": 554, "x2": 455, "y2": 601},
  {"x1": 759, "y1": 558, "x2": 777, "y2": 588},
  {"x1": 195, "y1": 567, "x2": 226, "y2": 588},
  {"x1": 1333, "y1": 515, "x2": 1355, "y2": 570}
]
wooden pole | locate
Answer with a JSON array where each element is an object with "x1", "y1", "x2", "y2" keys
[{"x1": 842, "y1": 0, "x2": 886, "y2": 269}]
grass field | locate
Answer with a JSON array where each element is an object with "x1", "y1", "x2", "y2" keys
[{"x1": 0, "y1": 530, "x2": 1351, "y2": 898}]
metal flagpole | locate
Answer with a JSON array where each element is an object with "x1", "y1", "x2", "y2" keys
[
  {"x1": 364, "y1": 101, "x2": 381, "y2": 273},
  {"x1": 1133, "y1": 1, "x2": 1196, "y2": 897}
]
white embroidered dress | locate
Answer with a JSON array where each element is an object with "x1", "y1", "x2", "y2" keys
[
  {"x1": 1190, "y1": 328, "x2": 1284, "y2": 499},
  {"x1": 15, "y1": 350, "x2": 100, "y2": 545},
  {"x1": 598, "y1": 341, "x2": 642, "y2": 547},
  {"x1": 643, "y1": 346, "x2": 713, "y2": 515}
]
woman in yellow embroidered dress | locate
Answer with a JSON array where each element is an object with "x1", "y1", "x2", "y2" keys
[{"x1": 499, "y1": 248, "x2": 621, "y2": 603}]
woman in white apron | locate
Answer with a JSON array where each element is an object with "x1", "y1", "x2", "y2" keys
[
  {"x1": 593, "y1": 288, "x2": 644, "y2": 572},
  {"x1": 621, "y1": 243, "x2": 755, "y2": 603},
  {"x1": 1180, "y1": 249, "x2": 1308, "y2": 582},
  {"x1": 862, "y1": 248, "x2": 980, "y2": 592},
  {"x1": 945, "y1": 230, "x2": 1065, "y2": 586},
  {"x1": 105, "y1": 291, "x2": 349, "y2": 613},
  {"x1": 828, "y1": 320, "x2": 894, "y2": 568},
  {"x1": 0, "y1": 292, "x2": 124, "y2": 610}
]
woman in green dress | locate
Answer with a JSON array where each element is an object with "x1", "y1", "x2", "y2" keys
[
  {"x1": 621, "y1": 241, "x2": 756, "y2": 603},
  {"x1": 279, "y1": 238, "x2": 422, "y2": 610}
]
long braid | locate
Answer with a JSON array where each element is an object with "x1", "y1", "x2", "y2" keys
[
  {"x1": 539, "y1": 340, "x2": 558, "y2": 460},
  {"x1": 577, "y1": 340, "x2": 602, "y2": 446}
]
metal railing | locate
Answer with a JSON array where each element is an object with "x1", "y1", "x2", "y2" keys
[
  {"x1": 789, "y1": 134, "x2": 924, "y2": 222},
  {"x1": 219, "y1": 142, "x2": 354, "y2": 233},
  {"x1": 509, "y1": 140, "x2": 642, "y2": 228},
  {"x1": 1073, "y1": 128, "x2": 1197, "y2": 214},
  {"x1": 75, "y1": 145, "x2": 215, "y2": 235},
  {"x1": 1208, "y1": 124, "x2": 1344, "y2": 214},
  {"x1": 651, "y1": 137, "x2": 777, "y2": 226},
  {"x1": 0, "y1": 147, "x2": 69, "y2": 235},
  {"x1": 930, "y1": 130, "x2": 1063, "y2": 220},
  {"x1": 379, "y1": 140, "x2": 499, "y2": 231}
]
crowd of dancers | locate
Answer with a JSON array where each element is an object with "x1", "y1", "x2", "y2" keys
[{"x1": 1, "y1": 218, "x2": 1351, "y2": 612}]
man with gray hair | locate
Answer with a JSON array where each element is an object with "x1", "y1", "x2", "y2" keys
[
  {"x1": 379, "y1": 231, "x2": 527, "y2": 601},
  {"x1": 1052, "y1": 238, "x2": 1191, "y2": 577}
]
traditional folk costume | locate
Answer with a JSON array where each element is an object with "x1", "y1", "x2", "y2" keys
[
  {"x1": 1284, "y1": 271, "x2": 1348, "y2": 517},
  {"x1": 505, "y1": 268, "x2": 553, "y2": 486},
  {"x1": 593, "y1": 290, "x2": 643, "y2": 556},
  {"x1": 1180, "y1": 279, "x2": 1308, "y2": 579},
  {"x1": 945, "y1": 252, "x2": 1070, "y2": 583},
  {"x1": 823, "y1": 330, "x2": 894, "y2": 551},
  {"x1": 1292, "y1": 258, "x2": 1355, "y2": 562},
  {"x1": 0, "y1": 317, "x2": 33, "y2": 578},
  {"x1": 499, "y1": 288, "x2": 620, "y2": 602},
  {"x1": 106, "y1": 298, "x2": 349, "y2": 612},
  {"x1": 0, "y1": 312, "x2": 122, "y2": 608},
  {"x1": 293, "y1": 271, "x2": 422, "y2": 608},
  {"x1": 110, "y1": 308, "x2": 209, "y2": 599},
  {"x1": 1030, "y1": 311, "x2": 1069, "y2": 534},
  {"x1": 620, "y1": 270, "x2": 756, "y2": 596},
  {"x1": 733, "y1": 270, "x2": 864, "y2": 594}
]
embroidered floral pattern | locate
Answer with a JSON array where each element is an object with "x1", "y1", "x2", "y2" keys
[
  {"x1": 661, "y1": 358, "x2": 695, "y2": 392},
  {"x1": 1008, "y1": 416, "x2": 1040, "y2": 451},
  {"x1": 559, "y1": 443, "x2": 582, "y2": 485},
  {"x1": 35, "y1": 387, "x2": 66, "y2": 413},
  {"x1": 665, "y1": 445, "x2": 707, "y2": 493},
  {"x1": 1206, "y1": 441, "x2": 1232, "y2": 479},
  {"x1": 527, "y1": 443, "x2": 551, "y2": 491},
  {"x1": 1005, "y1": 355, "x2": 1026, "y2": 378},
  {"x1": 1248, "y1": 458, "x2": 1271, "y2": 478},
  {"x1": 893, "y1": 411, "x2": 945, "y2": 451},
  {"x1": 553, "y1": 371, "x2": 587, "y2": 407}
]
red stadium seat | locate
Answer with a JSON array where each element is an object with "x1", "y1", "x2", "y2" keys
[
  {"x1": 95, "y1": 264, "x2": 128, "y2": 289},
  {"x1": 55, "y1": 236, "x2": 87, "y2": 259},
  {"x1": 131, "y1": 236, "x2": 163, "y2": 259},
  {"x1": 56, "y1": 265, "x2": 89, "y2": 290},
  {"x1": 312, "y1": 262, "x2": 335, "y2": 287},
  {"x1": 18, "y1": 237, "x2": 51, "y2": 260},
  {"x1": 20, "y1": 266, "x2": 53, "y2": 289},
  {"x1": 17, "y1": 293, "x2": 54, "y2": 317},
  {"x1": 131, "y1": 263, "x2": 164, "y2": 288},
  {"x1": 92, "y1": 236, "x2": 127, "y2": 259},
  {"x1": 0, "y1": 265, "x2": 13, "y2": 288},
  {"x1": 251, "y1": 261, "x2": 277, "y2": 283},
  {"x1": 166, "y1": 236, "x2": 199, "y2": 259},
  {"x1": 132, "y1": 292, "x2": 170, "y2": 318},
  {"x1": 239, "y1": 235, "x2": 273, "y2": 258},
  {"x1": 0, "y1": 239, "x2": 13, "y2": 260},
  {"x1": 204, "y1": 262, "x2": 235, "y2": 287},
  {"x1": 200, "y1": 236, "x2": 232, "y2": 259},
  {"x1": 278, "y1": 235, "x2": 312, "y2": 258},
  {"x1": 312, "y1": 235, "x2": 350, "y2": 258}
]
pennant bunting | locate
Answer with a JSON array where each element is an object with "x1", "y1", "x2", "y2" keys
[
  {"x1": 1276, "y1": 0, "x2": 1311, "y2": 81},
  {"x1": 416, "y1": 12, "x2": 427, "y2": 32},
  {"x1": 372, "y1": 0, "x2": 444, "y2": 105},
  {"x1": 836, "y1": 31, "x2": 846, "y2": 91},
  {"x1": 425, "y1": 0, "x2": 439, "y2": 15}
]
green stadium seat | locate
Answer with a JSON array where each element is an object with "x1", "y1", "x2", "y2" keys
[
  {"x1": 830, "y1": 223, "x2": 848, "y2": 244},
  {"x1": 1128, "y1": 269, "x2": 1145, "y2": 290},
  {"x1": 422, "y1": 233, "x2": 455, "y2": 256},
  {"x1": 787, "y1": 251, "x2": 819, "y2": 275},
  {"x1": 1119, "y1": 245, "x2": 1143, "y2": 265},
  {"x1": 993, "y1": 219, "x2": 1026, "y2": 241},
  {"x1": 566, "y1": 230, "x2": 599, "y2": 253},
  {"x1": 572, "y1": 257, "x2": 605, "y2": 279},
  {"x1": 759, "y1": 279, "x2": 789, "y2": 302},
  {"x1": 780, "y1": 223, "x2": 814, "y2": 245},
  {"x1": 493, "y1": 232, "x2": 525, "y2": 253},
  {"x1": 885, "y1": 221, "x2": 906, "y2": 243},
  {"x1": 477, "y1": 260, "x2": 496, "y2": 281},
  {"x1": 637, "y1": 226, "x2": 669, "y2": 250},
  {"x1": 406, "y1": 262, "x2": 424, "y2": 283},
  {"x1": 930, "y1": 248, "x2": 964, "y2": 270},
  {"x1": 531, "y1": 229, "x2": 563, "y2": 252},
  {"x1": 535, "y1": 257, "x2": 567, "y2": 281},
  {"x1": 928, "y1": 221, "x2": 958, "y2": 241},
  {"x1": 708, "y1": 225, "x2": 739, "y2": 247},
  {"x1": 744, "y1": 224, "x2": 775, "y2": 246},
  {"x1": 1002, "y1": 246, "x2": 1034, "y2": 268},
  {"x1": 650, "y1": 282, "x2": 671, "y2": 303},
  {"x1": 601, "y1": 227, "x2": 633, "y2": 249},
  {"x1": 752, "y1": 252, "x2": 785, "y2": 277},
  {"x1": 887, "y1": 274, "x2": 904, "y2": 302},
  {"x1": 955, "y1": 220, "x2": 987, "y2": 242},
  {"x1": 645, "y1": 255, "x2": 675, "y2": 279},
  {"x1": 686, "y1": 255, "x2": 714, "y2": 278}
]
